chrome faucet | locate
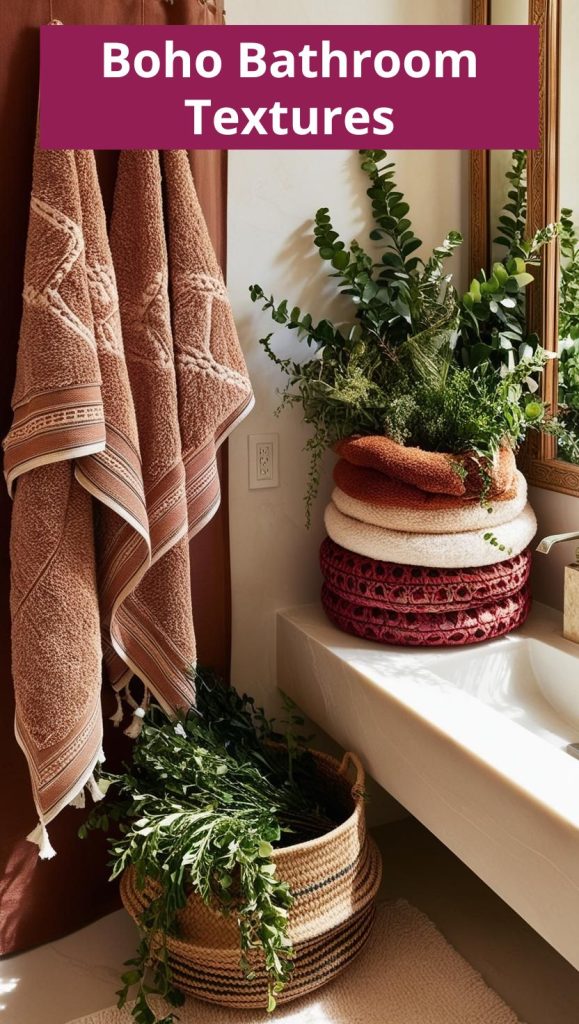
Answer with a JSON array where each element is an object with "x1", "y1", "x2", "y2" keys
[
  {"x1": 536, "y1": 532, "x2": 579, "y2": 643},
  {"x1": 536, "y1": 531, "x2": 579, "y2": 562}
]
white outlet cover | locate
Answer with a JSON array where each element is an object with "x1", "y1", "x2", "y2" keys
[{"x1": 248, "y1": 433, "x2": 280, "y2": 489}]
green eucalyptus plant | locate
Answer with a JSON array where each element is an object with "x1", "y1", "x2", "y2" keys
[
  {"x1": 560, "y1": 207, "x2": 579, "y2": 342},
  {"x1": 558, "y1": 208, "x2": 579, "y2": 458},
  {"x1": 81, "y1": 674, "x2": 335, "y2": 1024},
  {"x1": 250, "y1": 149, "x2": 575, "y2": 523},
  {"x1": 458, "y1": 150, "x2": 559, "y2": 372}
]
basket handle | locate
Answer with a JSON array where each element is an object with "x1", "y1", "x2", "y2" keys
[{"x1": 340, "y1": 751, "x2": 365, "y2": 798}]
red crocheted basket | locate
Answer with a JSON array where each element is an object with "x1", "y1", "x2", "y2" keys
[
  {"x1": 320, "y1": 538, "x2": 532, "y2": 614},
  {"x1": 321, "y1": 581, "x2": 531, "y2": 647}
]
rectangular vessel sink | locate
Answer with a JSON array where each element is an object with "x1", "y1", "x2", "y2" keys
[
  {"x1": 277, "y1": 601, "x2": 579, "y2": 971},
  {"x1": 430, "y1": 632, "x2": 579, "y2": 746}
]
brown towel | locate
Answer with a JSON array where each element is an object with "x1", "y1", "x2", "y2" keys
[
  {"x1": 73, "y1": 151, "x2": 151, "y2": 714},
  {"x1": 108, "y1": 150, "x2": 195, "y2": 715},
  {"x1": 163, "y1": 150, "x2": 254, "y2": 537},
  {"x1": 3, "y1": 149, "x2": 110, "y2": 855},
  {"x1": 334, "y1": 460, "x2": 519, "y2": 510},
  {"x1": 335, "y1": 436, "x2": 517, "y2": 500},
  {"x1": 4, "y1": 146, "x2": 252, "y2": 855}
]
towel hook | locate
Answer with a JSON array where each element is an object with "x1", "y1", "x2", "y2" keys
[{"x1": 48, "y1": 0, "x2": 62, "y2": 24}]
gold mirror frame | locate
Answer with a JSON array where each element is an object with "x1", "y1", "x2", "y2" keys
[{"x1": 471, "y1": 0, "x2": 579, "y2": 496}]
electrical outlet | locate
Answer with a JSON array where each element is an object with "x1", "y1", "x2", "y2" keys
[{"x1": 248, "y1": 434, "x2": 279, "y2": 489}]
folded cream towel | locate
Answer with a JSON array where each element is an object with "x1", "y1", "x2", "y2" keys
[
  {"x1": 324, "y1": 500, "x2": 537, "y2": 568},
  {"x1": 332, "y1": 470, "x2": 528, "y2": 534}
]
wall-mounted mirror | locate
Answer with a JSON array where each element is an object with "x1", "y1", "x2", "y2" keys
[
  {"x1": 557, "y1": 0, "x2": 579, "y2": 467},
  {"x1": 471, "y1": 0, "x2": 579, "y2": 497}
]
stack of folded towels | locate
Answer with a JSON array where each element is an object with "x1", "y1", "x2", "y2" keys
[{"x1": 321, "y1": 436, "x2": 537, "y2": 647}]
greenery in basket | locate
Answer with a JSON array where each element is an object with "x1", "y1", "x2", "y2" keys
[
  {"x1": 250, "y1": 149, "x2": 579, "y2": 524},
  {"x1": 81, "y1": 673, "x2": 338, "y2": 1024}
]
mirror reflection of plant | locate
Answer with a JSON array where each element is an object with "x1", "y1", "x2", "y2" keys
[
  {"x1": 558, "y1": 208, "x2": 579, "y2": 460},
  {"x1": 81, "y1": 674, "x2": 335, "y2": 1024},
  {"x1": 559, "y1": 209, "x2": 579, "y2": 341},
  {"x1": 458, "y1": 149, "x2": 560, "y2": 373},
  {"x1": 250, "y1": 150, "x2": 576, "y2": 523}
]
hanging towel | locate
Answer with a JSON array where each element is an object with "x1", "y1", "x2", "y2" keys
[
  {"x1": 162, "y1": 150, "x2": 254, "y2": 537},
  {"x1": 108, "y1": 150, "x2": 195, "y2": 714},
  {"x1": 4, "y1": 144, "x2": 253, "y2": 852},
  {"x1": 324, "y1": 500, "x2": 537, "y2": 568},
  {"x1": 3, "y1": 149, "x2": 113, "y2": 846},
  {"x1": 73, "y1": 151, "x2": 151, "y2": 711},
  {"x1": 335, "y1": 436, "x2": 517, "y2": 499},
  {"x1": 333, "y1": 459, "x2": 520, "y2": 510},
  {"x1": 332, "y1": 470, "x2": 528, "y2": 534}
]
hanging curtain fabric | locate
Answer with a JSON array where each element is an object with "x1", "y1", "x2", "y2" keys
[{"x1": 0, "y1": 0, "x2": 232, "y2": 958}]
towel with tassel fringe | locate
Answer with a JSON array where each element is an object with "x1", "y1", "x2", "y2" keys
[{"x1": 3, "y1": 144, "x2": 253, "y2": 856}]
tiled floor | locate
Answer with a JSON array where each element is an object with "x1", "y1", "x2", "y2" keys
[{"x1": 2, "y1": 818, "x2": 579, "y2": 1024}]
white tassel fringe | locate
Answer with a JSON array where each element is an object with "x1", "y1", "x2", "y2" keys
[
  {"x1": 27, "y1": 822, "x2": 57, "y2": 860},
  {"x1": 86, "y1": 774, "x2": 105, "y2": 804},
  {"x1": 69, "y1": 790, "x2": 86, "y2": 809},
  {"x1": 124, "y1": 705, "x2": 146, "y2": 739},
  {"x1": 124, "y1": 688, "x2": 149, "y2": 739},
  {"x1": 110, "y1": 691, "x2": 124, "y2": 727}
]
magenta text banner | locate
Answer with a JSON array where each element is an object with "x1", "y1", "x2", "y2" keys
[{"x1": 40, "y1": 24, "x2": 539, "y2": 151}]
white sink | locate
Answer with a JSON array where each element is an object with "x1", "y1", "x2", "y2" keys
[
  {"x1": 429, "y1": 629, "x2": 579, "y2": 746},
  {"x1": 530, "y1": 639, "x2": 579, "y2": 730},
  {"x1": 276, "y1": 601, "x2": 579, "y2": 972}
]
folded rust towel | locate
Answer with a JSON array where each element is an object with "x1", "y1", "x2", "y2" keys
[
  {"x1": 163, "y1": 150, "x2": 254, "y2": 535},
  {"x1": 332, "y1": 470, "x2": 528, "y2": 534},
  {"x1": 334, "y1": 459, "x2": 519, "y2": 510},
  {"x1": 335, "y1": 436, "x2": 517, "y2": 499}
]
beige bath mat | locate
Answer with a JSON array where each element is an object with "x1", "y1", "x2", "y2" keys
[{"x1": 67, "y1": 899, "x2": 522, "y2": 1024}]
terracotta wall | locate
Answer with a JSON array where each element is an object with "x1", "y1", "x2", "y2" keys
[{"x1": 0, "y1": 0, "x2": 229, "y2": 955}]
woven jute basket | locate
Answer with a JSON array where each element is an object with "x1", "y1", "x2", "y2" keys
[{"x1": 121, "y1": 750, "x2": 382, "y2": 1008}]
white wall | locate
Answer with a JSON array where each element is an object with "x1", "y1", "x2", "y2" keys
[
  {"x1": 530, "y1": 486, "x2": 579, "y2": 609},
  {"x1": 226, "y1": 0, "x2": 470, "y2": 708}
]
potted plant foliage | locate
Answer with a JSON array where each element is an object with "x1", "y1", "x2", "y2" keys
[
  {"x1": 558, "y1": 207, "x2": 579, "y2": 458},
  {"x1": 82, "y1": 672, "x2": 381, "y2": 1024},
  {"x1": 250, "y1": 149, "x2": 579, "y2": 524}
]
